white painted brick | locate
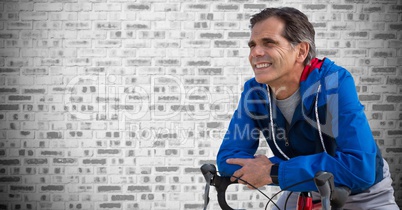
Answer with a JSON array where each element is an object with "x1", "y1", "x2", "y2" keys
[
  {"x1": 152, "y1": 21, "x2": 181, "y2": 30},
  {"x1": 93, "y1": 3, "x2": 122, "y2": 11},
  {"x1": 63, "y1": 3, "x2": 92, "y2": 12},
  {"x1": 20, "y1": 12, "x2": 47, "y2": 20},
  {"x1": 49, "y1": 12, "x2": 78, "y2": 21},
  {"x1": 35, "y1": 3, "x2": 63, "y2": 11},
  {"x1": 78, "y1": 12, "x2": 108, "y2": 21},
  {"x1": 137, "y1": 12, "x2": 166, "y2": 21}
]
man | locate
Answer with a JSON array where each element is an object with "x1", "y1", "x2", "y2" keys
[{"x1": 216, "y1": 7, "x2": 398, "y2": 209}]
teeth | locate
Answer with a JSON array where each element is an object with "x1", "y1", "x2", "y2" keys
[{"x1": 256, "y1": 63, "x2": 271, "y2": 68}]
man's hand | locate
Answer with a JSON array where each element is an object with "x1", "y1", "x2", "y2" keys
[{"x1": 226, "y1": 154, "x2": 274, "y2": 189}]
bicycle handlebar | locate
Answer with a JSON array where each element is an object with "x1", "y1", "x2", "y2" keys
[
  {"x1": 314, "y1": 171, "x2": 351, "y2": 210},
  {"x1": 201, "y1": 164, "x2": 351, "y2": 210},
  {"x1": 201, "y1": 164, "x2": 238, "y2": 210}
]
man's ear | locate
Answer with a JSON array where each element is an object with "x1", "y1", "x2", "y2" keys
[{"x1": 296, "y1": 42, "x2": 309, "y2": 63}]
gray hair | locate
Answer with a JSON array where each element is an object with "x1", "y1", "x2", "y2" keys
[{"x1": 250, "y1": 7, "x2": 316, "y2": 66}]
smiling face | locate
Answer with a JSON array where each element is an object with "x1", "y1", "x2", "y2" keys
[{"x1": 248, "y1": 17, "x2": 303, "y2": 88}]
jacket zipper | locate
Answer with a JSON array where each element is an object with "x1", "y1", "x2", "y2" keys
[{"x1": 257, "y1": 89, "x2": 290, "y2": 147}]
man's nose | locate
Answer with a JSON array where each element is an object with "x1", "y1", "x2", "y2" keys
[{"x1": 250, "y1": 45, "x2": 264, "y2": 58}]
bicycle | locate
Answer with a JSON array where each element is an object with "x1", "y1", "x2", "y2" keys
[{"x1": 200, "y1": 164, "x2": 351, "y2": 210}]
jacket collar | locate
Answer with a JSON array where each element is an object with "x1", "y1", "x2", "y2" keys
[
  {"x1": 300, "y1": 58, "x2": 325, "y2": 113},
  {"x1": 253, "y1": 58, "x2": 329, "y2": 121}
]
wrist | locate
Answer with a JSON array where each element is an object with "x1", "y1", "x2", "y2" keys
[{"x1": 270, "y1": 164, "x2": 279, "y2": 185}]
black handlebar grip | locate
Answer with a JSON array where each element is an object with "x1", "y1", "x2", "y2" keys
[
  {"x1": 201, "y1": 164, "x2": 217, "y2": 177},
  {"x1": 216, "y1": 176, "x2": 238, "y2": 210},
  {"x1": 314, "y1": 171, "x2": 351, "y2": 210},
  {"x1": 201, "y1": 164, "x2": 243, "y2": 210},
  {"x1": 330, "y1": 186, "x2": 351, "y2": 209}
]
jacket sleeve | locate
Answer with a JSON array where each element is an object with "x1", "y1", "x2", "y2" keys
[
  {"x1": 277, "y1": 70, "x2": 378, "y2": 194},
  {"x1": 216, "y1": 80, "x2": 261, "y2": 177}
]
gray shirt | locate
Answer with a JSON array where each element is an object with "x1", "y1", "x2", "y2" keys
[{"x1": 274, "y1": 88, "x2": 301, "y2": 124}]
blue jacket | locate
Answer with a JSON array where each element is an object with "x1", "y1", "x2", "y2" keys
[{"x1": 216, "y1": 58, "x2": 383, "y2": 195}]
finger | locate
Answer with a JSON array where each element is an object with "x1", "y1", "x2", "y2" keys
[
  {"x1": 226, "y1": 158, "x2": 248, "y2": 166},
  {"x1": 254, "y1": 154, "x2": 267, "y2": 160},
  {"x1": 231, "y1": 169, "x2": 243, "y2": 183}
]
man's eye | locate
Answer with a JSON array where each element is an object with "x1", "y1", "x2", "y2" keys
[{"x1": 264, "y1": 42, "x2": 274, "y2": 47}]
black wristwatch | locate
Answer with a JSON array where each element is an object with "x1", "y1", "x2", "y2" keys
[{"x1": 270, "y1": 164, "x2": 279, "y2": 184}]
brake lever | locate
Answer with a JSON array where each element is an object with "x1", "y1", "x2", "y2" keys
[
  {"x1": 201, "y1": 164, "x2": 217, "y2": 210},
  {"x1": 200, "y1": 164, "x2": 239, "y2": 210},
  {"x1": 314, "y1": 171, "x2": 351, "y2": 210}
]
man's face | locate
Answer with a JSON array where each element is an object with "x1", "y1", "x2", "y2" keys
[{"x1": 248, "y1": 17, "x2": 299, "y2": 86}]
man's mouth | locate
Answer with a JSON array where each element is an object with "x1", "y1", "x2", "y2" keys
[{"x1": 255, "y1": 63, "x2": 272, "y2": 69}]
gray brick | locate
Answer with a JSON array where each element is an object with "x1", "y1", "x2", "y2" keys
[
  {"x1": 155, "y1": 59, "x2": 180, "y2": 66},
  {"x1": 372, "y1": 49, "x2": 395, "y2": 58},
  {"x1": 389, "y1": 24, "x2": 402, "y2": 30},
  {"x1": 359, "y1": 95, "x2": 381, "y2": 101},
  {"x1": 214, "y1": 40, "x2": 238, "y2": 48},
  {"x1": 388, "y1": 130, "x2": 402, "y2": 136},
  {"x1": 387, "y1": 77, "x2": 402, "y2": 85},
  {"x1": 99, "y1": 203, "x2": 121, "y2": 209},
  {"x1": 303, "y1": 4, "x2": 327, "y2": 10},
  {"x1": 0, "y1": 88, "x2": 18, "y2": 93},
  {"x1": 186, "y1": 60, "x2": 210, "y2": 66},
  {"x1": 373, "y1": 104, "x2": 395, "y2": 111},
  {"x1": 155, "y1": 167, "x2": 179, "y2": 172},
  {"x1": 372, "y1": 67, "x2": 396, "y2": 74},
  {"x1": 312, "y1": 22, "x2": 327, "y2": 29},
  {"x1": 41, "y1": 185, "x2": 64, "y2": 191},
  {"x1": 184, "y1": 204, "x2": 204, "y2": 209},
  {"x1": 317, "y1": 49, "x2": 340, "y2": 57},
  {"x1": 215, "y1": 4, "x2": 239, "y2": 11},
  {"x1": 0, "y1": 176, "x2": 20, "y2": 182},
  {"x1": 10, "y1": 185, "x2": 35, "y2": 192},
  {"x1": 228, "y1": 32, "x2": 250, "y2": 38},
  {"x1": 244, "y1": 4, "x2": 266, "y2": 10},
  {"x1": 98, "y1": 149, "x2": 120, "y2": 155},
  {"x1": 23, "y1": 88, "x2": 46, "y2": 94},
  {"x1": 127, "y1": 186, "x2": 151, "y2": 192},
  {"x1": 347, "y1": 31, "x2": 368, "y2": 38},
  {"x1": 83, "y1": 159, "x2": 107, "y2": 165},
  {"x1": 40, "y1": 150, "x2": 62, "y2": 156},
  {"x1": 359, "y1": 76, "x2": 383, "y2": 85},
  {"x1": 316, "y1": 32, "x2": 340, "y2": 39},
  {"x1": 25, "y1": 158, "x2": 47, "y2": 165},
  {"x1": 0, "y1": 68, "x2": 20, "y2": 74},
  {"x1": 374, "y1": 33, "x2": 397, "y2": 39},
  {"x1": 332, "y1": 4, "x2": 354, "y2": 10},
  {"x1": 198, "y1": 68, "x2": 222, "y2": 75},
  {"x1": 386, "y1": 148, "x2": 402, "y2": 153},
  {"x1": 0, "y1": 159, "x2": 20, "y2": 165},
  {"x1": 53, "y1": 158, "x2": 77, "y2": 164},
  {"x1": 184, "y1": 4, "x2": 208, "y2": 11},
  {"x1": 362, "y1": 5, "x2": 384, "y2": 13},
  {"x1": 199, "y1": 32, "x2": 223, "y2": 39},
  {"x1": 0, "y1": 105, "x2": 19, "y2": 111},
  {"x1": 126, "y1": 4, "x2": 150, "y2": 10},
  {"x1": 386, "y1": 95, "x2": 402, "y2": 103},
  {"x1": 8, "y1": 95, "x2": 32, "y2": 101},
  {"x1": 389, "y1": 5, "x2": 402, "y2": 12},
  {"x1": 98, "y1": 186, "x2": 121, "y2": 192},
  {"x1": 111, "y1": 195, "x2": 135, "y2": 201}
]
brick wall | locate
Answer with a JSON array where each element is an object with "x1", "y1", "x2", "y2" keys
[{"x1": 0, "y1": 0, "x2": 401, "y2": 209}]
